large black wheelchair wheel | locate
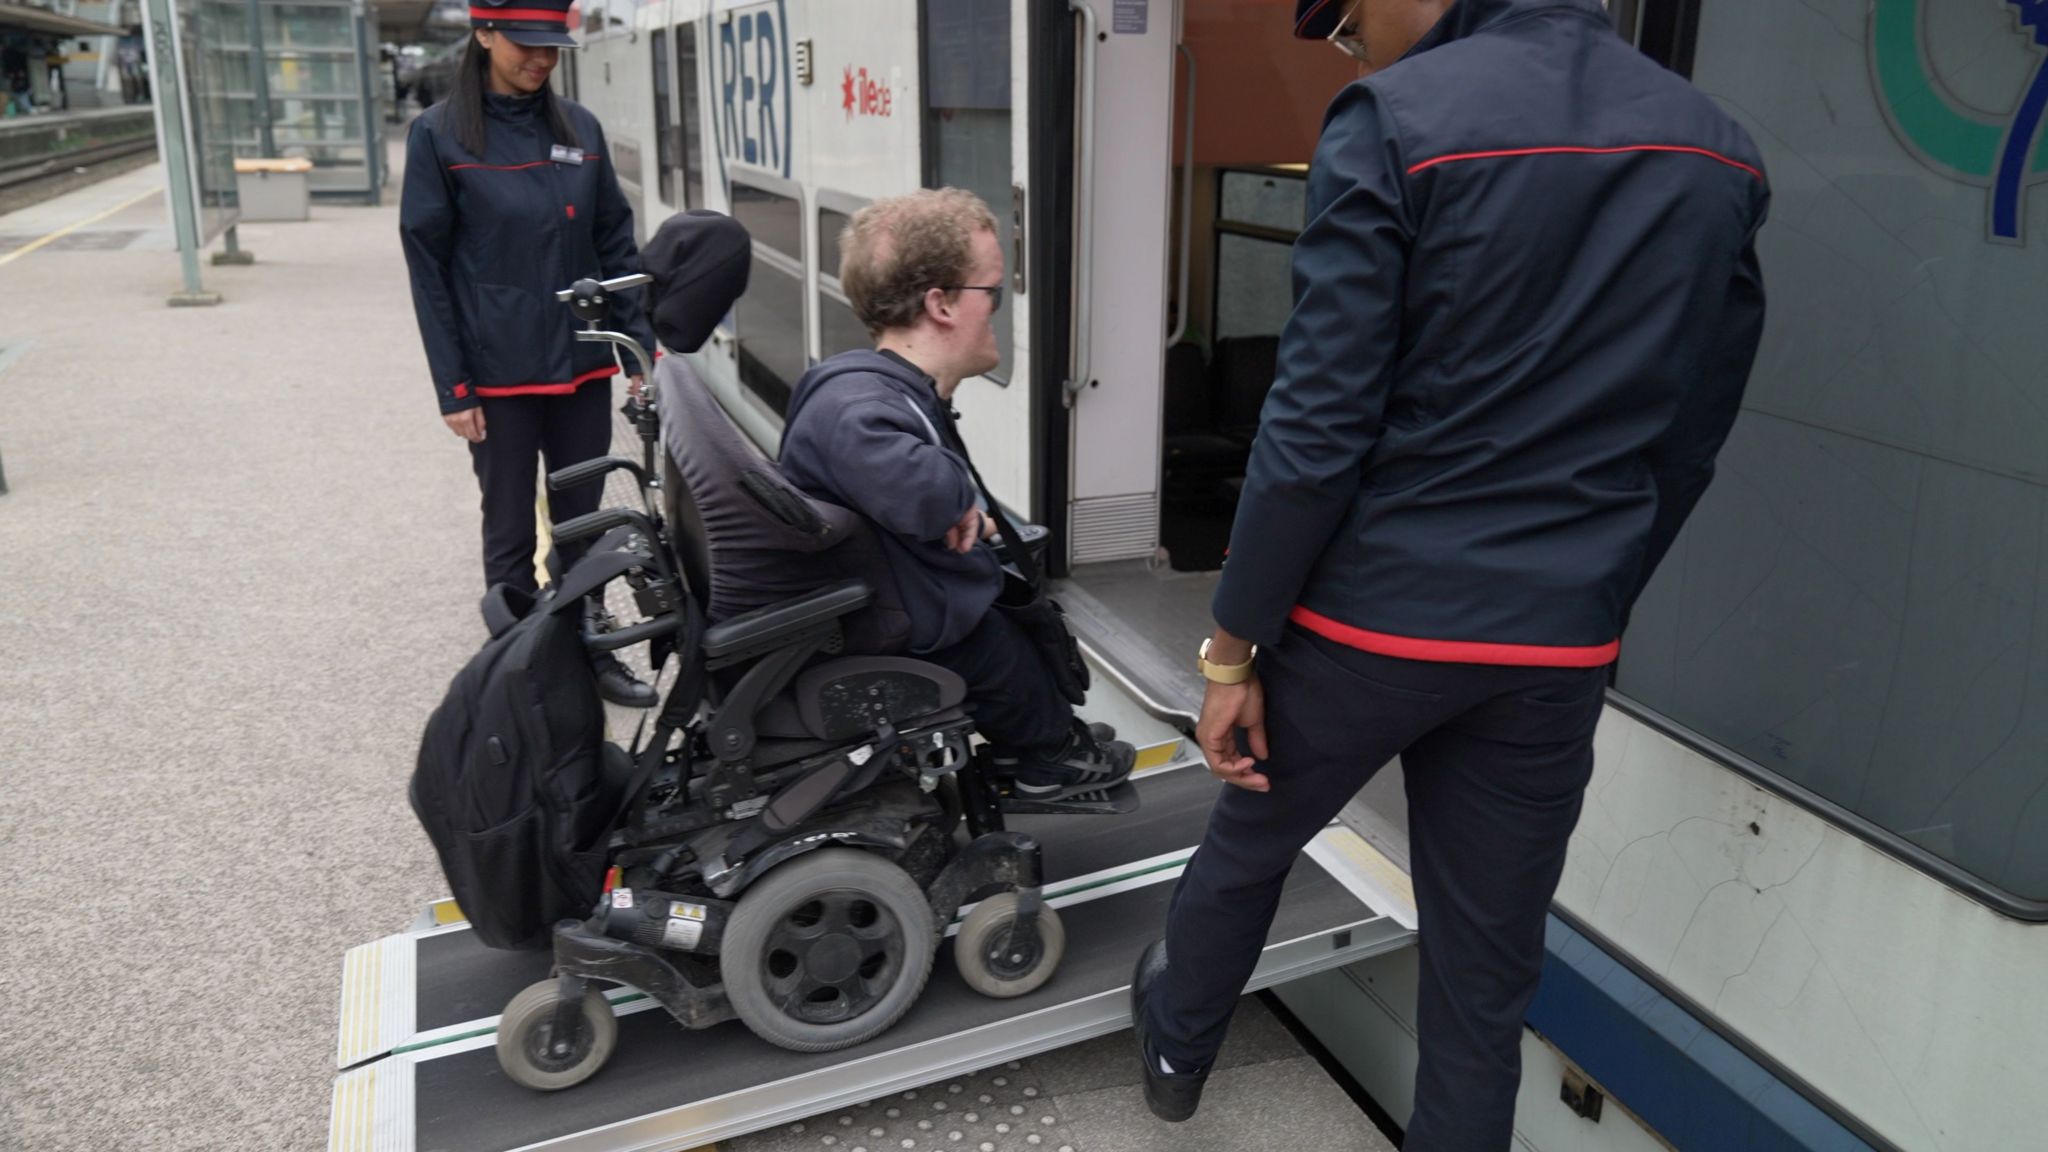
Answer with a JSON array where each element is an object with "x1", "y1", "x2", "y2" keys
[
  {"x1": 495, "y1": 980, "x2": 618, "y2": 1091},
  {"x1": 720, "y1": 848, "x2": 937, "y2": 1052}
]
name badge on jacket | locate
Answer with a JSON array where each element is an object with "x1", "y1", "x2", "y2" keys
[{"x1": 550, "y1": 145, "x2": 584, "y2": 166}]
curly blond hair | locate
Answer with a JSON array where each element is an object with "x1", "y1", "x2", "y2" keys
[{"x1": 838, "y1": 188, "x2": 998, "y2": 336}]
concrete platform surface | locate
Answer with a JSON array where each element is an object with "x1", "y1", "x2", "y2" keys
[{"x1": 0, "y1": 144, "x2": 473, "y2": 1152}]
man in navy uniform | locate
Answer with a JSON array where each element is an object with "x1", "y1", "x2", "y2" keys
[{"x1": 1131, "y1": 1, "x2": 1769, "y2": 1147}]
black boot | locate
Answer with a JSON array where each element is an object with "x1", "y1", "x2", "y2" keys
[
  {"x1": 591, "y1": 651, "x2": 658, "y2": 709},
  {"x1": 1131, "y1": 940, "x2": 1208, "y2": 1122}
]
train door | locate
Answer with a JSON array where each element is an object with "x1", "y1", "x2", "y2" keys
[{"x1": 1057, "y1": 0, "x2": 1354, "y2": 575}]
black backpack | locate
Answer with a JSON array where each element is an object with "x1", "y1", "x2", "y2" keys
[{"x1": 409, "y1": 550, "x2": 648, "y2": 951}]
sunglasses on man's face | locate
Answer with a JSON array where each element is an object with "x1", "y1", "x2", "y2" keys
[
  {"x1": 1326, "y1": 1, "x2": 1368, "y2": 62},
  {"x1": 948, "y1": 284, "x2": 1004, "y2": 312}
]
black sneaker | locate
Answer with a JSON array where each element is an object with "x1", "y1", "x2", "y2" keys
[
  {"x1": 1131, "y1": 940, "x2": 1207, "y2": 1122},
  {"x1": 999, "y1": 723, "x2": 1135, "y2": 800},
  {"x1": 591, "y1": 652, "x2": 658, "y2": 709}
]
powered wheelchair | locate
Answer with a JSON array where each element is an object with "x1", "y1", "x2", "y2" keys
[{"x1": 492, "y1": 272, "x2": 1139, "y2": 1091}]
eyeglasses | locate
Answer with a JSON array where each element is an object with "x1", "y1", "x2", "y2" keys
[
  {"x1": 1326, "y1": 1, "x2": 1368, "y2": 62},
  {"x1": 946, "y1": 284, "x2": 1004, "y2": 312}
]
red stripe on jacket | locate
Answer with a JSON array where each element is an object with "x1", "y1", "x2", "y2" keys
[
  {"x1": 1407, "y1": 144, "x2": 1764, "y2": 183},
  {"x1": 473, "y1": 363, "x2": 618, "y2": 398},
  {"x1": 1289, "y1": 605, "x2": 1619, "y2": 668},
  {"x1": 447, "y1": 157, "x2": 604, "y2": 174},
  {"x1": 468, "y1": 6, "x2": 568, "y2": 23}
]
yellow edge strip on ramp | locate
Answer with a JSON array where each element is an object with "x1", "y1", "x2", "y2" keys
[
  {"x1": 0, "y1": 185, "x2": 160, "y2": 270},
  {"x1": 337, "y1": 940, "x2": 383, "y2": 1068},
  {"x1": 1310, "y1": 825, "x2": 1417, "y2": 930},
  {"x1": 327, "y1": 1064, "x2": 373, "y2": 1152}
]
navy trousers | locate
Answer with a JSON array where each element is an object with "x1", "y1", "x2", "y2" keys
[
  {"x1": 922, "y1": 608, "x2": 1077, "y2": 753},
  {"x1": 467, "y1": 382, "x2": 614, "y2": 593},
  {"x1": 1145, "y1": 625, "x2": 1606, "y2": 1151}
]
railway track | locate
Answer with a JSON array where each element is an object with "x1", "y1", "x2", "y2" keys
[{"x1": 0, "y1": 137, "x2": 159, "y2": 216}]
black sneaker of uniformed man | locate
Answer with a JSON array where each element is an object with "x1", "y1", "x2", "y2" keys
[
  {"x1": 998, "y1": 720, "x2": 1135, "y2": 799},
  {"x1": 591, "y1": 651, "x2": 658, "y2": 709},
  {"x1": 1131, "y1": 939, "x2": 1208, "y2": 1122}
]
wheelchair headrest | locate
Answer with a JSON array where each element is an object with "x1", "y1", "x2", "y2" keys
[{"x1": 642, "y1": 210, "x2": 751, "y2": 354}]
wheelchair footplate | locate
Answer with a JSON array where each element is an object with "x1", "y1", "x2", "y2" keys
[{"x1": 994, "y1": 779, "x2": 1142, "y2": 817}]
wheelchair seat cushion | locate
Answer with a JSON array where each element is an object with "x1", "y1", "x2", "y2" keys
[{"x1": 752, "y1": 657, "x2": 968, "y2": 743}]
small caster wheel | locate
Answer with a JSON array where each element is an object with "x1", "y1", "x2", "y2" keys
[
  {"x1": 495, "y1": 979, "x2": 617, "y2": 1091},
  {"x1": 955, "y1": 893, "x2": 1065, "y2": 999}
]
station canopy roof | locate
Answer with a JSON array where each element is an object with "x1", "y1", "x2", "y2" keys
[{"x1": 0, "y1": 2, "x2": 127, "y2": 37}]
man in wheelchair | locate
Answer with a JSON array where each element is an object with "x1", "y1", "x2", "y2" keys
[
  {"x1": 417, "y1": 210, "x2": 1152, "y2": 1086},
  {"x1": 775, "y1": 189, "x2": 1136, "y2": 800}
]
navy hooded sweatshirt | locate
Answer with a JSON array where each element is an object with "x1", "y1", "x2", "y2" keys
[
  {"x1": 1214, "y1": 0, "x2": 1769, "y2": 667},
  {"x1": 778, "y1": 350, "x2": 1002, "y2": 654}
]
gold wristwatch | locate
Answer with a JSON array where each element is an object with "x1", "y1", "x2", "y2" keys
[{"x1": 1197, "y1": 638, "x2": 1258, "y2": 685}]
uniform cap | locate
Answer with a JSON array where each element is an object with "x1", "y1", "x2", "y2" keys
[{"x1": 470, "y1": 0, "x2": 578, "y2": 49}]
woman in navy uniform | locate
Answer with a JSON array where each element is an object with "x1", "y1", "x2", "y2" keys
[{"x1": 400, "y1": 0, "x2": 656, "y2": 706}]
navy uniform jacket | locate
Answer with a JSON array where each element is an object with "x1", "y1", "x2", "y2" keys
[
  {"x1": 1215, "y1": 0, "x2": 1769, "y2": 666},
  {"x1": 778, "y1": 350, "x2": 1002, "y2": 655},
  {"x1": 399, "y1": 91, "x2": 656, "y2": 414}
]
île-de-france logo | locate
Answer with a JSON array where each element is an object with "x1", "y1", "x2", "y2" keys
[
  {"x1": 1871, "y1": 0, "x2": 2048, "y2": 243},
  {"x1": 841, "y1": 65, "x2": 894, "y2": 120}
]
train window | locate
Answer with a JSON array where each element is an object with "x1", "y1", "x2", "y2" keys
[
  {"x1": 676, "y1": 24, "x2": 702, "y2": 210},
  {"x1": 651, "y1": 29, "x2": 674, "y2": 206},
  {"x1": 819, "y1": 206, "x2": 852, "y2": 282},
  {"x1": 1213, "y1": 170, "x2": 1306, "y2": 340},
  {"x1": 921, "y1": 0, "x2": 1012, "y2": 382},
  {"x1": 818, "y1": 202, "x2": 867, "y2": 361},
  {"x1": 731, "y1": 180, "x2": 802, "y2": 262},
  {"x1": 820, "y1": 293, "x2": 868, "y2": 361},
  {"x1": 1617, "y1": 0, "x2": 2048, "y2": 907},
  {"x1": 731, "y1": 178, "x2": 807, "y2": 415},
  {"x1": 553, "y1": 50, "x2": 577, "y2": 100},
  {"x1": 1219, "y1": 171, "x2": 1307, "y2": 233}
]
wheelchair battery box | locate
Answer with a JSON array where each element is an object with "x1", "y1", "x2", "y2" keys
[{"x1": 598, "y1": 887, "x2": 734, "y2": 956}]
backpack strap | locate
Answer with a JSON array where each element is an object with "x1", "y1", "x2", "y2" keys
[{"x1": 480, "y1": 584, "x2": 535, "y2": 638}]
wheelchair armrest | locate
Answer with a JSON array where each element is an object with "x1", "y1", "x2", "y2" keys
[
  {"x1": 702, "y1": 580, "x2": 874, "y2": 661},
  {"x1": 548, "y1": 454, "x2": 648, "y2": 492}
]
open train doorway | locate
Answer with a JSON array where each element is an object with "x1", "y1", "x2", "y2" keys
[
  {"x1": 1156, "y1": 0, "x2": 1357, "y2": 574},
  {"x1": 1053, "y1": 0, "x2": 1356, "y2": 715}
]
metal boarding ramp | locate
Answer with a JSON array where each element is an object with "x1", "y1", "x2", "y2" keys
[{"x1": 328, "y1": 671, "x2": 1416, "y2": 1152}]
